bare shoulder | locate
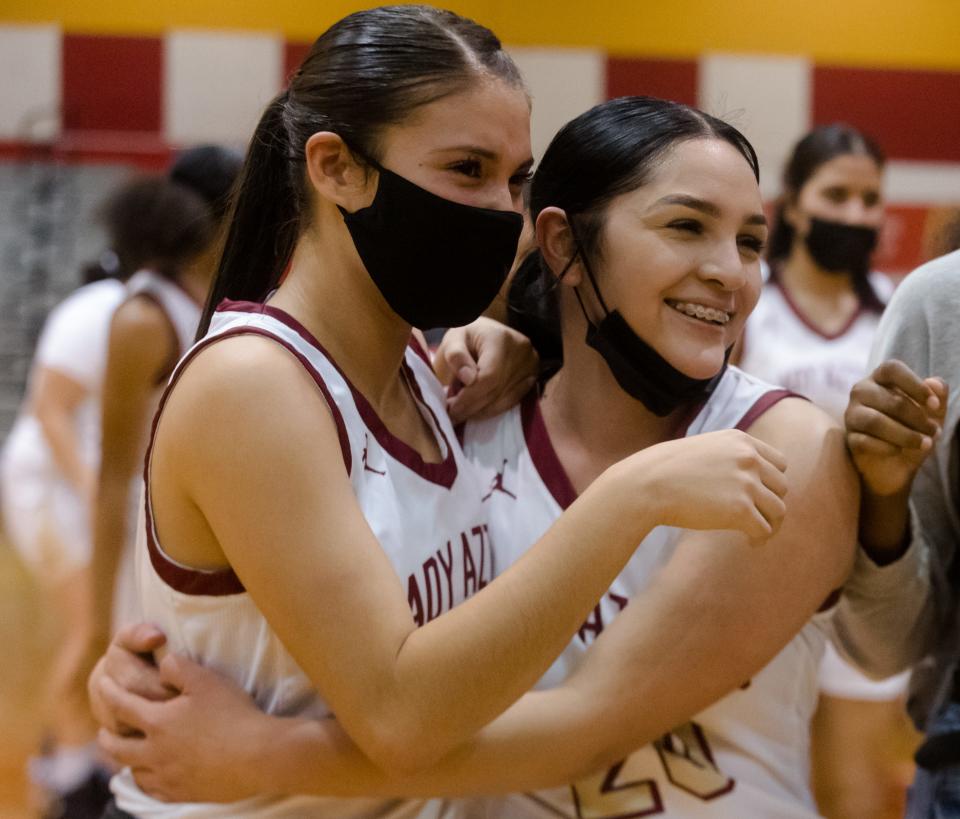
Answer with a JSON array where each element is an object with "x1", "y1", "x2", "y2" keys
[
  {"x1": 163, "y1": 333, "x2": 334, "y2": 438},
  {"x1": 746, "y1": 396, "x2": 857, "y2": 522},
  {"x1": 112, "y1": 294, "x2": 172, "y2": 341},
  {"x1": 155, "y1": 331, "x2": 350, "y2": 511},
  {"x1": 104, "y1": 297, "x2": 178, "y2": 382},
  {"x1": 746, "y1": 395, "x2": 840, "y2": 450},
  {"x1": 746, "y1": 397, "x2": 858, "y2": 574}
]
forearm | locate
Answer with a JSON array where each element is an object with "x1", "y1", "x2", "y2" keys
[
  {"x1": 831, "y1": 523, "x2": 937, "y2": 677},
  {"x1": 384, "y1": 461, "x2": 658, "y2": 769},
  {"x1": 37, "y1": 405, "x2": 89, "y2": 491},
  {"x1": 251, "y1": 686, "x2": 596, "y2": 799},
  {"x1": 859, "y1": 485, "x2": 912, "y2": 565},
  {"x1": 242, "y1": 543, "x2": 824, "y2": 800}
]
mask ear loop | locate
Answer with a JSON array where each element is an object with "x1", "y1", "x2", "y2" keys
[
  {"x1": 564, "y1": 219, "x2": 611, "y2": 328},
  {"x1": 336, "y1": 143, "x2": 386, "y2": 219}
]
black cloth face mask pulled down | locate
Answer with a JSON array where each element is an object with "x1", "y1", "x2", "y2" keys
[
  {"x1": 804, "y1": 216, "x2": 878, "y2": 275},
  {"x1": 570, "y1": 243, "x2": 729, "y2": 418},
  {"x1": 338, "y1": 161, "x2": 523, "y2": 331}
]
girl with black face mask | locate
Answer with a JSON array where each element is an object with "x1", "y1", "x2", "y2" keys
[
  {"x1": 738, "y1": 124, "x2": 889, "y2": 420},
  {"x1": 737, "y1": 125, "x2": 916, "y2": 818}
]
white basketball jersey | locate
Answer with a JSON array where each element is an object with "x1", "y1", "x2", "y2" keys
[
  {"x1": 3, "y1": 277, "x2": 125, "y2": 481},
  {"x1": 113, "y1": 300, "x2": 493, "y2": 818},
  {"x1": 125, "y1": 269, "x2": 203, "y2": 359},
  {"x1": 738, "y1": 275, "x2": 891, "y2": 422},
  {"x1": 457, "y1": 367, "x2": 828, "y2": 819}
]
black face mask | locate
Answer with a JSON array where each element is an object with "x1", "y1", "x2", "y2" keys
[
  {"x1": 570, "y1": 243, "x2": 729, "y2": 418},
  {"x1": 339, "y1": 161, "x2": 523, "y2": 330},
  {"x1": 804, "y1": 216, "x2": 878, "y2": 275}
]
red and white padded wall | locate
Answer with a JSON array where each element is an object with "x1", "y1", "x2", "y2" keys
[{"x1": 2, "y1": 22, "x2": 958, "y2": 274}]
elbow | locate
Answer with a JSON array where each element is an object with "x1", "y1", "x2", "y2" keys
[
  {"x1": 355, "y1": 713, "x2": 452, "y2": 778},
  {"x1": 552, "y1": 688, "x2": 650, "y2": 782}
]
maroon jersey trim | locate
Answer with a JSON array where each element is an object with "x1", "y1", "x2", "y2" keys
[
  {"x1": 408, "y1": 333, "x2": 432, "y2": 367},
  {"x1": 522, "y1": 383, "x2": 798, "y2": 513},
  {"x1": 521, "y1": 392, "x2": 708, "y2": 512},
  {"x1": 775, "y1": 281, "x2": 867, "y2": 341},
  {"x1": 143, "y1": 326, "x2": 352, "y2": 596},
  {"x1": 520, "y1": 390, "x2": 577, "y2": 510},
  {"x1": 218, "y1": 300, "x2": 458, "y2": 489},
  {"x1": 733, "y1": 388, "x2": 799, "y2": 432}
]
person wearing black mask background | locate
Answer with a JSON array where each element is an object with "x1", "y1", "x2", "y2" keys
[{"x1": 737, "y1": 124, "x2": 915, "y2": 819}]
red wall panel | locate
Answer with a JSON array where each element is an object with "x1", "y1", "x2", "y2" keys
[
  {"x1": 606, "y1": 57, "x2": 698, "y2": 105},
  {"x1": 814, "y1": 66, "x2": 960, "y2": 162},
  {"x1": 62, "y1": 34, "x2": 162, "y2": 133}
]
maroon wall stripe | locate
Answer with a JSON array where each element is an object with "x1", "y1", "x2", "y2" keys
[
  {"x1": 62, "y1": 34, "x2": 163, "y2": 134},
  {"x1": 606, "y1": 56, "x2": 698, "y2": 105},
  {"x1": 813, "y1": 65, "x2": 960, "y2": 163},
  {"x1": 0, "y1": 138, "x2": 171, "y2": 169}
]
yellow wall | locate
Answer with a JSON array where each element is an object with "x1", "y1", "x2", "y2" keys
[{"x1": 5, "y1": 0, "x2": 960, "y2": 69}]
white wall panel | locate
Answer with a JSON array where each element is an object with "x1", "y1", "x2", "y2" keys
[
  {"x1": 0, "y1": 25, "x2": 61, "y2": 141},
  {"x1": 699, "y1": 53, "x2": 812, "y2": 199},
  {"x1": 884, "y1": 161, "x2": 960, "y2": 205},
  {"x1": 509, "y1": 47, "x2": 605, "y2": 164},
  {"x1": 165, "y1": 29, "x2": 282, "y2": 146}
]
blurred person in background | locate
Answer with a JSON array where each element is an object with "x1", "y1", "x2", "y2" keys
[
  {"x1": 0, "y1": 186, "x2": 143, "y2": 817},
  {"x1": 81, "y1": 146, "x2": 242, "y2": 698},
  {"x1": 736, "y1": 123, "x2": 915, "y2": 819}
]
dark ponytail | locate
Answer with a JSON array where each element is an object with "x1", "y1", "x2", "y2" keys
[
  {"x1": 197, "y1": 5, "x2": 524, "y2": 338},
  {"x1": 198, "y1": 94, "x2": 297, "y2": 336}
]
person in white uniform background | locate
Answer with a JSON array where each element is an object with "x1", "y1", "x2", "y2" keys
[
  {"x1": 735, "y1": 123, "x2": 915, "y2": 819},
  {"x1": 0, "y1": 178, "x2": 182, "y2": 816},
  {"x1": 79, "y1": 147, "x2": 242, "y2": 690},
  {"x1": 86, "y1": 96, "x2": 859, "y2": 819}
]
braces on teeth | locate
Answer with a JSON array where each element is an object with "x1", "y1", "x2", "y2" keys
[{"x1": 669, "y1": 301, "x2": 730, "y2": 325}]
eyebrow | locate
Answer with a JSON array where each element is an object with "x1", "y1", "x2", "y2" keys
[
  {"x1": 432, "y1": 145, "x2": 498, "y2": 159},
  {"x1": 654, "y1": 194, "x2": 767, "y2": 226},
  {"x1": 431, "y1": 146, "x2": 535, "y2": 172}
]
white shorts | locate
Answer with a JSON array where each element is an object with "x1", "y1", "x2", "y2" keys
[
  {"x1": 818, "y1": 640, "x2": 911, "y2": 701},
  {"x1": 0, "y1": 442, "x2": 90, "y2": 583}
]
